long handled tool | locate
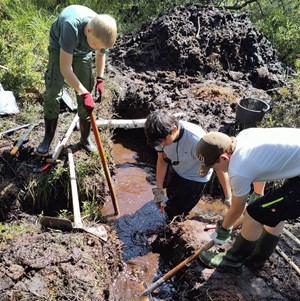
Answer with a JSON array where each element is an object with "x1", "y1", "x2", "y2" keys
[
  {"x1": 0, "y1": 123, "x2": 31, "y2": 137},
  {"x1": 67, "y1": 148, "x2": 108, "y2": 241},
  {"x1": 40, "y1": 149, "x2": 108, "y2": 241},
  {"x1": 10, "y1": 124, "x2": 36, "y2": 155},
  {"x1": 90, "y1": 111, "x2": 120, "y2": 216},
  {"x1": 139, "y1": 239, "x2": 214, "y2": 298}
]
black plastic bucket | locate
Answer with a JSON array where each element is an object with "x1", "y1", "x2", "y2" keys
[{"x1": 236, "y1": 97, "x2": 270, "y2": 127}]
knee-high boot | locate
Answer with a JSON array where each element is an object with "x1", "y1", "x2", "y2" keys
[
  {"x1": 245, "y1": 229, "x2": 280, "y2": 269},
  {"x1": 199, "y1": 234, "x2": 257, "y2": 269},
  {"x1": 80, "y1": 118, "x2": 96, "y2": 152},
  {"x1": 36, "y1": 117, "x2": 58, "y2": 156}
]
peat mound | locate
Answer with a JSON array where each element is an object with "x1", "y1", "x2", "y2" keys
[{"x1": 108, "y1": 4, "x2": 287, "y2": 132}]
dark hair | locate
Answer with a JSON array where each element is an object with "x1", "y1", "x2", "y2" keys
[{"x1": 144, "y1": 110, "x2": 179, "y2": 147}]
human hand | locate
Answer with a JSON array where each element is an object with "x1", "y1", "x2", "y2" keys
[
  {"x1": 210, "y1": 220, "x2": 232, "y2": 245},
  {"x1": 95, "y1": 77, "x2": 104, "y2": 102},
  {"x1": 152, "y1": 187, "x2": 168, "y2": 208},
  {"x1": 247, "y1": 191, "x2": 263, "y2": 205},
  {"x1": 224, "y1": 196, "x2": 232, "y2": 208},
  {"x1": 81, "y1": 92, "x2": 95, "y2": 113}
]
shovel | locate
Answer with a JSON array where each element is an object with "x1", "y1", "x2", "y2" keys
[
  {"x1": 138, "y1": 239, "x2": 214, "y2": 299},
  {"x1": 40, "y1": 149, "x2": 108, "y2": 241}
]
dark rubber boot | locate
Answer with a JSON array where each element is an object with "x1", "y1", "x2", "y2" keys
[
  {"x1": 80, "y1": 118, "x2": 96, "y2": 153},
  {"x1": 245, "y1": 229, "x2": 280, "y2": 269},
  {"x1": 36, "y1": 117, "x2": 58, "y2": 156},
  {"x1": 199, "y1": 234, "x2": 257, "y2": 269}
]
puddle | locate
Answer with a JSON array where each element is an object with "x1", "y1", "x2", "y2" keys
[
  {"x1": 101, "y1": 129, "x2": 228, "y2": 300},
  {"x1": 101, "y1": 129, "x2": 168, "y2": 300}
]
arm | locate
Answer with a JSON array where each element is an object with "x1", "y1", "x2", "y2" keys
[
  {"x1": 222, "y1": 194, "x2": 248, "y2": 229},
  {"x1": 215, "y1": 170, "x2": 231, "y2": 199},
  {"x1": 156, "y1": 152, "x2": 168, "y2": 189},
  {"x1": 95, "y1": 51, "x2": 106, "y2": 77},
  {"x1": 59, "y1": 49, "x2": 88, "y2": 95}
]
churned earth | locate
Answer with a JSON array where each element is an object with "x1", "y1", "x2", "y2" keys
[{"x1": 0, "y1": 3, "x2": 299, "y2": 301}]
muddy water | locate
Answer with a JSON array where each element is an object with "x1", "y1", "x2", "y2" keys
[{"x1": 101, "y1": 129, "x2": 227, "y2": 301}]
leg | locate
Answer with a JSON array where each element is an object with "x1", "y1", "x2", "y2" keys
[
  {"x1": 36, "y1": 47, "x2": 63, "y2": 155},
  {"x1": 165, "y1": 167, "x2": 206, "y2": 219},
  {"x1": 72, "y1": 53, "x2": 96, "y2": 152}
]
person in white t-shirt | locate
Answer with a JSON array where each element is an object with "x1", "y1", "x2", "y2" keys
[
  {"x1": 196, "y1": 128, "x2": 300, "y2": 270},
  {"x1": 144, "y1": 110, "x2": 231, "y2": 220}
]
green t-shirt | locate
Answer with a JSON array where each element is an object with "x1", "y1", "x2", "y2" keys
[{"x1": 49, "y1": 5, "x2": 107, "y2": 55}]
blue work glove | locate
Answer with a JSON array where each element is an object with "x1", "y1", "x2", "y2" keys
[
  {"x1": 210, "y1": 220, "x2": 232, "y2": 245},
  {"x1": 152, "y1": 187, "x2": 168, "y2": 208}
]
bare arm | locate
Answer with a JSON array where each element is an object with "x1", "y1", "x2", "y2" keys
[
  {"x1": 156, "y1": 152, "x2": 168, "y2": 189},
  {"x1": 215, "y1": 170, "x2": 231, "y2": 198},
  {"x1": 95, "y1": 51, "x2": 106, "y2": 77},
  {"x1": 222, "y1": 195, "x2": 247, "y2": 229},
  {"x1": 59, "y1": 49, "x2": 88, "y2": 95}
]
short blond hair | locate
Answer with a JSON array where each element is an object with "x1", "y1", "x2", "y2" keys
[{"x1": 89, "y1": 14, "x2": 117, "y2": 49}]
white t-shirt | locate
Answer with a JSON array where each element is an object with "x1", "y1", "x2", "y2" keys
[
  {"x1": 155, "y1": 121, "x2": 213, "y2": 182},
  {"x1": 229, "y1": 127, "x2": 300, "y2": 197}
]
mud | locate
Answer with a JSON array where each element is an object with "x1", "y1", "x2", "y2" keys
[{"x1": 0, "y1": 3, "x2": 299, "y2": 301}]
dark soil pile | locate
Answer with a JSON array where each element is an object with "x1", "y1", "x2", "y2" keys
[{"x1": 108, "y1": 4, "x2": 286, "y2": 133}]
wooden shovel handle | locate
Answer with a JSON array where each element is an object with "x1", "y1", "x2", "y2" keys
[
  {"x1": 90, "y1": 112, "x2": 120, "y2": 216},
  {"x1": 68, "y1": 149, "x2": 83, "y2": 228},
  {"x1": 162, "y1": 239, "x2": 214, "y2": 281},
  {"x1": 141, "y1": 240, "x2": 214, "y2": 296}
]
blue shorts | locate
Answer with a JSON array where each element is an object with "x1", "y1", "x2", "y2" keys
[{"x1": 247, "y1": 176, "x2": 300, "y2": 227}]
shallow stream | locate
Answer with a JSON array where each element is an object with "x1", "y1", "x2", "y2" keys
[{"x1": 101, "y1": 129, "x2": 226, "y2": 301}]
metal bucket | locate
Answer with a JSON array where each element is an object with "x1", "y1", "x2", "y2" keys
[{"x1": 236, "y1": 97, "x2": 270, "y2": 127}]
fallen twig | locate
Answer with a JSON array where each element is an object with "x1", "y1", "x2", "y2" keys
[
  {"x1": 276, "y1": 246, "x2": 300, "y2": 277},
  {"x1": 283, "y1": 228, "x2": 300, "y2": 247}
]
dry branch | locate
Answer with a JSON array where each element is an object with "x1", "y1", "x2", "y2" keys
[
  {"x1": 276, "y1": 246, "x2": 300, "y2": 277},
  {"x1": 283, "y1": 228, "x2": 300, "y2": 247}
]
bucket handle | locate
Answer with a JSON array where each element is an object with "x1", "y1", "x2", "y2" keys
[{"x1": 262, "y1": 104, "x2": 270, "y2": 113}]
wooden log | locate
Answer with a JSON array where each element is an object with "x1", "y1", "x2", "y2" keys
[{"x1": 95, "y1": 113, "x2": 185, "y2": 129}]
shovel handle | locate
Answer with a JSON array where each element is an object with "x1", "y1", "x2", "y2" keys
[
  {"x1": 10, "y1": 124, "x2": 35, "y2": 155},
  {"x1": 90, "y1": 111, "x2": 120, "y2": 216},
  {"x1": 141, "y1": 239, "x2": 214, "y2": 296},
  {"x1": 68, "y1": 149, "x2": 83, "y2": 228}
]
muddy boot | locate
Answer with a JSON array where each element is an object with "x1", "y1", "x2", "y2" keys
[
  {"x1": 36, "y1": 117, "x2": 58, "y2": 156},
  {"x1": 80, "y1": 118, "x2": 97, "y2": 153},
  {"x1": 199, "y1": 234, "x2": 257, "y2": 270},
  {"x1": 245, "y1": 229, "x2": 280, "y2": 270}
]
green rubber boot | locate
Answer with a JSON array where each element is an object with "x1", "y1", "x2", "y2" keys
[
  {"x1": 245, "y1": 229, "x2": 280, "y2": 269},
  {"x1": 199, "y1": 234, "x2": 257, "y2": 269},
  {"x1": 79, "y1": 118, "x2": 97, "y2": 153},
  {"x1": 36, "y1": 117, "x2": 58, "y2": 156}
]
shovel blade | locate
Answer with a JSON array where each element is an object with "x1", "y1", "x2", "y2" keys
[
  {"x1": 84, "y1": 225, "x2": 108, "y2": 242},
  {"x1": 40, "y1": 216, "x2": 73, "y2": 232},
  {"x1": 137, "y1": 281, "x2": 153, "y2": 301}
]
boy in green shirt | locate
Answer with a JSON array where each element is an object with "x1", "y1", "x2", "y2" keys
[{"x1": 36, "y1": 5, "x2": 117, "y2": 155}]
